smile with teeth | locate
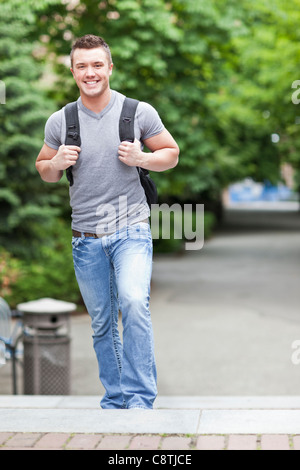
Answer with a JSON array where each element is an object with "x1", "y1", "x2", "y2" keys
[{"x1": 85, "y1": 80, "x2": 99, "y2": 85}]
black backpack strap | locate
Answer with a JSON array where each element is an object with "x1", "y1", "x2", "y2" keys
[
  {"x1": 119, "y1": 97, "x2": 139, "y2": 142},
  {"x1": 64, "y1": 101, "x2": 81, "y2": 186},
  {"x1": 119, "y1": 97, "x2": 153, "y2": 189}
]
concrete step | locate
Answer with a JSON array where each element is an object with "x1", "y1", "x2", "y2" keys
[
  {"x1": 2, "y1": 395, "x2": 300, "y2": 409},
  {"x1": 1, "y1": 395, "x2": 300, "y2": 434}
]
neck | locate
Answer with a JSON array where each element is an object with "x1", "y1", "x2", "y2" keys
[{"x1": 81, "y1": 88, "x2": 111, "y2": 113}]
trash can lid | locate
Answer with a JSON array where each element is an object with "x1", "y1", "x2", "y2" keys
[{"x1": 17, "y1": 298, "x2": 77, "y2": 315}]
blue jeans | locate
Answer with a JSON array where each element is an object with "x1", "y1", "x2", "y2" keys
[{"x1": 72, "y1": 222, "x2": 157, "y2": 409}]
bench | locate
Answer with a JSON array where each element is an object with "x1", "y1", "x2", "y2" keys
[{"x1": 0, "y1": 297, "x2": 23, "y2": 394}]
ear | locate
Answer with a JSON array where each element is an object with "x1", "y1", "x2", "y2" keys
[{"x1": 109, "y1": 63, "x2": 114, "y2": 76}]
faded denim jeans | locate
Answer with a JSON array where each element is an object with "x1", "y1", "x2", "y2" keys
[{"x1": 72, "y1": 222, "x2": 157, "y2": 409}]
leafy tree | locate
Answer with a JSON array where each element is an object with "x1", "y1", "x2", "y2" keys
[
  {"x1": 33, "y1": 0, "x2": 249, "y2": 207},
  {"x1": 207, "y1": 0, "x2": 300, "y2": 193},
  {"x1": 1, "y1": 0, "x2": 299, "y2": 304},
  {"x1": 0, "y1": 0, "x2": 63, "y2": 258},
  {"x1": 5, "y1": 0, "x2": 299, "y2": 217}
]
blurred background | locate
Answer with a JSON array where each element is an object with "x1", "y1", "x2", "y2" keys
[{"x1": 0, "y1": 0, "x2": 300, "y2": 397}]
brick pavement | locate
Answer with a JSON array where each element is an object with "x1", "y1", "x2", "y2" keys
[{"x1": 0, "y1": 433, "x2": 298, "y2": 450}]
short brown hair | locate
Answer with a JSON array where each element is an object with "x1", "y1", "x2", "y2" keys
[{"x1": 70, "y1": 34, "x2": 112, "y2": 67}]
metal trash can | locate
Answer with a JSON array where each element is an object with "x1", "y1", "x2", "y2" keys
[{"x1": 17, "y1": 298, "x2": 76, "y2": 395}]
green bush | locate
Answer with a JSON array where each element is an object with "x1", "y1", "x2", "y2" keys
[
  {"x1": 0, "y1": 249, "x2": 23, "y2": 303},
  {"x1": 152, "y1": 208, "x2": 216, "y2": 253},
  {"x1": 0, "y1": 219, "x2": 80, "y2": 308}
]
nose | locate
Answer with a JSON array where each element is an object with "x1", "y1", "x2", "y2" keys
[{"x1": 86, "y1": 65, "x2": 96, "y2": 77}]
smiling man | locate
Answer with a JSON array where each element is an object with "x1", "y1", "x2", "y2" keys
[
  {"x1": 70, "y1": 39, "x2": 113, "y2": 111},
  {"x1": 35, "y1": 34, "x2": 179, "y2": 410}
]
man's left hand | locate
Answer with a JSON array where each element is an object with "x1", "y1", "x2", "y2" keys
[{"x1": 118, "y1": 138, "x2": 144, "y2": 167}]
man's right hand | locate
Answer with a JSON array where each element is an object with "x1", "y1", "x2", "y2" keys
[
  {"x1": 51, "y1": 145, "x2": 81, "y2": 171},
  {"x1": 36, "y1": 143, "x2": 81, "y2": 183}
]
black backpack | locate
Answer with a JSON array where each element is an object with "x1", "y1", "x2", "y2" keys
[{"x1": 64, "y1": 97, "x2": 158, "y2": 208}]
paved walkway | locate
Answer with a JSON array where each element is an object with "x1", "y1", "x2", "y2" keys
[{"x1": 0, "y1": 431, "x2": 298, "y2": 450}]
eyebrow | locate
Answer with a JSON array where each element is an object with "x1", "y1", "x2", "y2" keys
[{"x1": 75, "y1": 60, "x2": 105, "y2": 66}]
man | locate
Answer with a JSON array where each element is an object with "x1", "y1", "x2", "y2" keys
[{"x1": 36, "y1": 34, "x2": 179, "y2": 409}]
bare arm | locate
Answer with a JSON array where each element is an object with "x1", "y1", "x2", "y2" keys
[
  {"x1": 118, "y1": 129, "x2": 179, "y2": 172},
  {"x1": 35, "y1": 143, "x2": 81, "y2": 183}
]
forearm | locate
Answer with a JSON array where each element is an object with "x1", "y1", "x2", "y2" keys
[
  {"x1": 118, "y1": 129, "x2": 180, "y2": 172},
  {"x1": 36, "y1": 159, "x2": 63, "y2": 183},
  {"x1": 36, "y1": 143, "x2": 80, "y2": 183},
  {"x1": 139, "y1": 148, "x2": 179, "y2": 172}
]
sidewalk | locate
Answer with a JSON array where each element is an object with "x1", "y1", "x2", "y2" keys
[{"x1": 1, "y1": 395, "x2": 300, "y2": 450}]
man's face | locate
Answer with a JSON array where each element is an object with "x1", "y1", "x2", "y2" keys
[{"x1": 70, "y1": 47, "x2": 113, "y2": 99}]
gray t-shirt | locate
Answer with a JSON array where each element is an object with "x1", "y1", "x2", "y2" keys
[{"x1": 44, "y1": 90, "x2": 164, "y2": 235}]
